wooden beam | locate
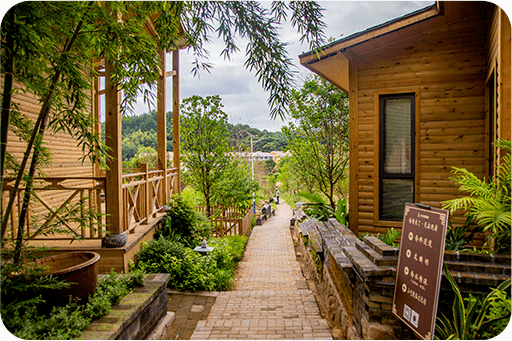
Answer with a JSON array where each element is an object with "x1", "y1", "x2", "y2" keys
[
  {"x1": 104, "y1": 59, "x2": 124, "y2": 235},
  {"x1": 172, "y1": 49, "x2": 181, "y2": 194},
  {"x1": 166, "y1": 70, "x2": 177, "y2": 78},
  {"x1": 157, "y1": 50, "x2": 168, "y2": 202}
]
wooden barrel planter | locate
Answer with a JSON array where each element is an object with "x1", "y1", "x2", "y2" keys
[{"x1": 36, "y1": 251, "x2": 100, "y2": 305}]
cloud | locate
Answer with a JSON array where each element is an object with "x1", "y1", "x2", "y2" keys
[{"x1": 131, "y1": 1, "x2": 435, "y2": 132}]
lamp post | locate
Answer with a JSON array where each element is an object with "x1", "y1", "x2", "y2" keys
[{"x1": 249, "y1": 134, "x2": 265, "y2": 214}]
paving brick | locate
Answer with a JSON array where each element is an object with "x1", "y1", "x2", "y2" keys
[{"x1": 190, "y1": 203, "x2": 332, "y2": 340}]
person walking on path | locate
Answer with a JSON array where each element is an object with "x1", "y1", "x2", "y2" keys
[
  {"x1": 190, "y1": 202, "x2": 333, "y2": 340},
  {"x1": 276, "y1": 187, "x2": 280, "y2": 204}
]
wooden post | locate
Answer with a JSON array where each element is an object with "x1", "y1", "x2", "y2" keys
[
  {"x1": 172, "y1": 49, "x2": 181, "y2": 194},
  {"x1": 140, "y1": 162, "x2": 149, "y2": 225},
  {"x1": 92, "y1": 71, "x2": 101, "y2": 178},
  {"x1": 157, "y1": 50, "x2": 168, "y2": 203},
  {"x1": 104, "y1": 59, "x2": 125, "y2": 239},
  {"x1": 347, "y1": 53, "x2": 359, "y2": 235}
]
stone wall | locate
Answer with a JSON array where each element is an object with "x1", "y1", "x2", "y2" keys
[{"x1": 291, "y1": 217, "x2": 511, "y2": 340}]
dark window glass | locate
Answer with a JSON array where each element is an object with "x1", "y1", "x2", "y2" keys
[
  {"x1": 379, "y1": 94, "x2": 415, "y2": 221},
  {"x1": 380, "y1": 179, "x2": 414, "y2": 221}
]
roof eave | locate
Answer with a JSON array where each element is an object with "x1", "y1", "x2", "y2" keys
[{"x1": 299, "y1": 1, "x2": 443, "y2": 66}]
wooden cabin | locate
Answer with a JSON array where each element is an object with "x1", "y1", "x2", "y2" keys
[
  {"x1": 2, "y1": 19, "x2": 184, "y2": 273},
  {"x1": 299, "y1": 1, "x2": 511, "y2": 236}
]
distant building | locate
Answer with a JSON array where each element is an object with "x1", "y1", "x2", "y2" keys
[
  {"x1": 231, "y1": 150, "x2": 290, "y2": 163},
  {"x1": 270, "y1": 151, "x2": 290, "y2": 164}
]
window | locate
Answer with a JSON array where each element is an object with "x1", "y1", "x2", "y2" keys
[{"x1": 379, "y1": 94, "x2": 415, "y2": 221}]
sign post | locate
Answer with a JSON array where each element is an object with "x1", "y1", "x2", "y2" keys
[{"x1": 392, "y1": 203, "x2": 449, "y2": 340}]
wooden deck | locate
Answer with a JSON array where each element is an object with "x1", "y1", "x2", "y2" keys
[{"x1": 27, "y1": 213, "x2": 165, "y2": 273}]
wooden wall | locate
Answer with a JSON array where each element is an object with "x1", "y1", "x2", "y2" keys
[
  {"x1": 352, "y1": 8, "x2": 489, "y2": 235},
  {"x1": 487, "y1": 6, "x2": 511, "y2": 146},
  {"x1": 2, "y1": 76, "x2": 95, "y2": 235}
]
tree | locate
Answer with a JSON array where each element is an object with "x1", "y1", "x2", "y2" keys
[
  {"x1": 213, "y1": 158, "x2": 259, "y2": 210},
  {"x1": 1, "y1": 1, "x2": 326, "y2": 253},
  {"x1": 121, "y1": 130, "x2": 158, "y2": 160},
  {"x1": 283, "y1": 75, "x2": 350, "y2": 208},
  {"x1": 125, "y1": 146, "x2": 158, "y2": 170},
  {"x1": 181, "y1": 95, "x2": 232, "y2": 217}
]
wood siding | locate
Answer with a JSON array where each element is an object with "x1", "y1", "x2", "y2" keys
[
  {"x1": 353, "y1": 11, "x2": 488, "y2": 234},
  {"x1": 2, "y1": 76, "x2": 95, "y2": 235},
  {"x1": 487, "y1": 6, "x2": 511, "y2": 147}
]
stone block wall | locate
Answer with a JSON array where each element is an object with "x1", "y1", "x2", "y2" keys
[
  {"x1": 291, "y1": 217, "x2": 511, "y2": 340},
  {"x1": 79, "y1": 273, "x2": 171, "y2": 340}
]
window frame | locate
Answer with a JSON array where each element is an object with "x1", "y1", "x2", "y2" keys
[{"x1": 374, "y1": 91, "x2": 419, "y2": 226}]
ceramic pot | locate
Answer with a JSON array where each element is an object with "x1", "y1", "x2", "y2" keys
[{"x1": 36, "y1": 251, "x2": 100, "y2": 304}]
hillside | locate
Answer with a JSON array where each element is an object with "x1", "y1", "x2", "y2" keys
[{"x1": 101, "y1": 110, "x2": 288, "y2": 160}]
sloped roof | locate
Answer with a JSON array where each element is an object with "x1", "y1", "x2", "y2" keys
[{"x1": 299, "y1": 2, "x2": 443, "y2": 91}]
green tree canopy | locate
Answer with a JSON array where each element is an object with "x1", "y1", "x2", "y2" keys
[
  {"x1": 1, "y1": 1, "x2": 326, "y2": 248},
  {"x1": 181, "y1": 95, "x2": 232, "y2": 216},
  {"x1": 213, "y1": 158, "x2": 259, "y2": 210},
  {"x1": 283, "y1": 75, "x2": 350, "y2": 208}
]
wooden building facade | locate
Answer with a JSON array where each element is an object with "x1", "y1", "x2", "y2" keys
[
  {"x1": 300, "y1": 1, "x2": 511, "y2": 235},
  {"x1": 2, "y1": 23, "x2": 184, "y2": 273}
]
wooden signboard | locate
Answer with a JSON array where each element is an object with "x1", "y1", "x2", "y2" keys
[{"x1": 392, "y1": 203, "x2": 449, "y2": 340}]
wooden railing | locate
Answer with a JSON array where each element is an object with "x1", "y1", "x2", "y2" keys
[
  {"x1": 1, "y1": 176, "x2": 106, "y2": 240},
  {"x1": 121, "y1": 164, "x2": 179, "y2": 234},
  {"x1": 1, "y1": 165, "x2": 180, "y2": 241},
  {"x1": 167, "y1": 167, "x2": 179, "y2": 199},
  {"x1": 196, "y1": 206, "x2": 254, "y2": 237}
]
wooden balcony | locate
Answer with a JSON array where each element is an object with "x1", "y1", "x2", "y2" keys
[
  {"x1": 1, "y1": 164, "x2": 180, "y2": 272},
  {"x1": 3, "y1": 43, "x2": 183, "y2": 273}
]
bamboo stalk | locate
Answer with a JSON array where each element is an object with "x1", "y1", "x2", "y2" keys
[
  {"x1": 0, "y1": 10, "x2": 15, "y2": 195},
  {"x1": 5, "y1": 4, "x2": 92, "y2": 260}
]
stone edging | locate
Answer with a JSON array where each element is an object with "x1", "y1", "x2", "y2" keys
[{"x1": 78, "y1": 273, "x2": 170, "y2": 340}]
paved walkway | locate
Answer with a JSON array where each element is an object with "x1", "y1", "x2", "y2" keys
[{"x1": 190, "y1": 203, "x2": 333, "y2": 340}]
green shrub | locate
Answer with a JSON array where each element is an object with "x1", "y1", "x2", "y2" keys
[
  {"x1": 1, "y1": 246, "x2": 71, "y2": 319},
  {"x1": 155, "y1": 195, "x2": 211, "y2": 247},
  {"x1": 298, "y1": 192, "x2": 349, "y2": 227},
  {"x1": 134, "y1": 235, "x2": 247, "y2": 291},
  {"x1": 445, "y1": 216, "x2": 483, "y2": 251},
  {"x1": 4, "y1": 270, "x2": 145, "y2": 339},
  {"x1": 360, "y1": 228, "x2": 401, "y2": 248},
  {"x1": 443, "y1": 139, "x2": 511, "y2": 254},
  {"x1": 435, "y1": 267, "x2": 511, "y2": 339}
]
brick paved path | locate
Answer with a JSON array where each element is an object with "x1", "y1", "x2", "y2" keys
[{"x1": 190, "y1": 203, "x2": 333, "y2": 340}]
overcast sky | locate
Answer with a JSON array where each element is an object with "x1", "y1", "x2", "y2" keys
[{"x1": 153, "y1": 1, "x2": 435, "y2": 132}]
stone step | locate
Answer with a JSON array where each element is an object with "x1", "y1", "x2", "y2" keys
[
  {"x1": 444, "y1": 259, "x2": 511, "y2": 276},
  {"x1": 356, "y1": 239, "x2": 398, "y2": 267},
  {"x1": 191, "y1": 317, "x2": 333, "y2": 340},
  {"x1": 363, "y1": 236, "x2": 399, "y2": 257}
]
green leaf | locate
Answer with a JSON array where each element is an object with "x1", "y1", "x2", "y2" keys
[{"x1": 298, "y1": 191, "x2": 325, "y2": 205}]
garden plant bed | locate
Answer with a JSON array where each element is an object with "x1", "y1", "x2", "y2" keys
[
  {"x1": 291, "y1": 217, "x2": 511, "y2": 339},
  {"x1": 78, "y1": 273, "x2": 172, "y2": 340}
]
